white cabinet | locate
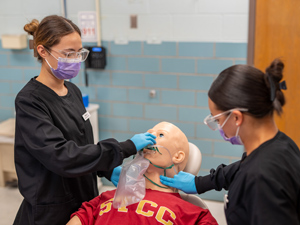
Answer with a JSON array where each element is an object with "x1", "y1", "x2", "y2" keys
[{"x1": 86, "y1": 103, "x2": 100, "y2": 143}]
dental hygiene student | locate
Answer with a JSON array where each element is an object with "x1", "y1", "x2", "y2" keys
[
  {"x1": 14, "y1": 15, "x2": 156, "y2": 225},
  {"x1": 160, "y1": 59, "x2": 300, "y2": 225}
]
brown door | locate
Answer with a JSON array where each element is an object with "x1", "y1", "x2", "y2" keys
[{"x1": 249, "y1": 0, "x2": 300, "y2": 147}]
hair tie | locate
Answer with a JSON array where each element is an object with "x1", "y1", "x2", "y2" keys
[
  {"x1": 267, "y1": 74, "x2": 276, "y2": 101},
  {"x1": 279, "y1": 80, "x2": 287, "y2": 90}
]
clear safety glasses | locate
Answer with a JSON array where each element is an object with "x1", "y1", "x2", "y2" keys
[
  {"x1": 203, "y1": 108, "x2": 248, "y2": 131},
  {"x1": 50, "y1": 48, "x2": 90, "y2": 62}
]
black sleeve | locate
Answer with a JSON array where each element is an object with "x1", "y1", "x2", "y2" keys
[
  {"x1": 15, "y1": 95, "x2": 137, "y2": 178},
  {"x1": 195, "y1": 157, "x2": 243, "y2": 194}
]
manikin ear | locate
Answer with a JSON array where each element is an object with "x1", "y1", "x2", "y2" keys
[
  {"x1": 232, "y1": 110, "x2": 244, "y2": 126},
  {"x1": 36, "y1": 45, "x2": 48, "y2": 59},
  {"x1": 172, "y1": 150, "x2": 185, "y2": 165}
]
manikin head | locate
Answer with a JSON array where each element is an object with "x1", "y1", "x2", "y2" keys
[{"x1": 143, "y1": 122, "x2": 189, "y2": 191}]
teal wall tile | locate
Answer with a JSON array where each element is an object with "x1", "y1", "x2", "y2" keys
[
  {"x1": 201, "y1": 155, "x2": 230, "y2": 170},
  {"x1": 113, "y1": 132, "x2": 132, "y2": 142},
  {"x1": 179, "y1": 108, "x2": 209, "y2": 122},
  {"x1": 24, "y1": 69, "x2": 40, "y2": 81},
  {"x1": 0, "y1": 108, "x2": 14, "y2": 122},
  {"x1": 189, "y1": 139, "x2": 213, "y2": 155},
  {"x1": 110, "y1": 42, "x2": 142, "y2": 55},
  {"x1": 12, "y1": 82, "x2": 26, "y2": 94},
  {"x1": 235, "y1": 60, "x2": 247, "y2": 65},
  {"x1": 97, "y1": 87, "x2": 127, "y2": 101},
  {"x1": 197, "y1": 124, "x2": 223, "y2": 140},
  {"x1": 0, "y1": 95, "x2": 15, "y2": 108},
  {"x1": 145, "y1": 74, "x2": 177, "y2": 89},
  {"x1": 145, "y1": 105, "x2": 177, "y2": 120},
  {"x1": 179, "y1": 42, "x2": 214, "y2": 57},
  {"x1": 214, "y1": 141, "x2": 244, "y2": 157},
  {"x1": 0, "y1": 54, "x2": 8, "y2": 66},
  {"x1": 78, "y1": 86, "x2": 96, "y2": 100},
  {"x1": 128, "y1": 57, "x2": 159, "y2": 72},
  {"x1": 215, "y1": 43, "x2": 247, "y2": 58},
  {"x1": 197, "y1": 92, "x2": 208, "y2": 107},
  {"x1": 112, "y1": 72, "x2": 143, "y2": 87},
  {"x1": 179, "y1": 75, "x2": 213, "y2": 91},
  {"x1": 197, "y1": 59, "x2": 233, "y2": 74},
  {"x1": 128, "y1": 89, "x2": 160, "y2": 104},
  {"x1": 99, "y1": 130, "x2": 113, "y2": 140},
  {"x1": 9, "y1": 53, "x2": 37, "y2": 67},
  {"x1": 129, "y1": 119, "x2": 159, "y2": 133},
  {"x1": 161, "y1": 58, "x2": 195, "y2": 73},
  {"x1": 144, "y1": 42, "x2": 176, "y2": 56},
  {"x1": 162, "y1": 90, "x2": 195, "y2": 106},
  {"x1": 99, "y1": 116, "x2": 128, "y2": 131},
  {"x1": 98, "y1": 102, "x2": 111, "y2": 116},
  {"x1": 106, "y1": 57, "x2": 127, "y2": 71},
  {"x1": 113, "y1": 103, "x2": 143, "y2": 117},
  {"x1": 85, "y1": 71, "x2": 111, "y2": 86},
  {"x1": 0, "y1": 68, "x2": 23, "y2": 81},
  {"x1": 173, "y1": 122, "x2": 195, "y2": 138},
  {"x1": 0, "y1": 82, "x2": 11, "y2": 94}
]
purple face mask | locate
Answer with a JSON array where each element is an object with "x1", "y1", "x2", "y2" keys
[
  {"x1": 45, "y1": 57, "x2": 81, "y2": 80},
  {"x1": 219, "y1": 126, "x2": 243, "y2": 145}
]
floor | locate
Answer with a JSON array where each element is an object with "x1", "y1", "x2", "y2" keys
[{"x1": 0, "y1": 185, "x2": 227, "y2": 225}]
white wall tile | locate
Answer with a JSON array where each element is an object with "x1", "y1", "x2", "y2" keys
[
  {"x1": 148, "y1": 0, "x2": 197, "y2": 14},
  {"x1": 0, "y1": 0, "x2": 249, "y2": 43},
  {"x1": 222, "y1": 15, "x2": 248, "y2": 42},
  {"x1": 172, "y1": 15, "x2": 222, "y2": 42},
  {"x1": 100, "y1": 0, "x2": 148, "y2": 14},
  {"x1": 137, "y1": 15, "x2": 172, "y2": 40},
  {"x1": 0, "y1": 0, "x2": 23, "y2": 15},
  {"x1": 101, "y1": 15, "x2": 130, "y2": 41},
  {"x1": 197, "y1": 0, "x2": 249, "y2": 14},
  {"x1": 21, "y1": 0, "x2": 61, "y2": 15}
]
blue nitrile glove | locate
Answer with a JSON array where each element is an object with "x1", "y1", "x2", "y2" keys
[
  {"x1": 160, "y1": 171, "x2": 197, "y2": 194},
  {"x1": 111, "y1": 166, "x2": 122, "y2": 187},
  {"x1": 130, "y1": 132, "x2": 156, "y2": 151}
]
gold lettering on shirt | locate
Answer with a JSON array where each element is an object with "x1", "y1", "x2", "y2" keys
[
  {"x1": 136, "y1": 200, "x2": 158, "y2": 217},
  {"x1": 99, "y1": 198, "x2": 114, "y2": 216},
  {"x1": 155, "y1": 206, "x2": 176, "y2": 225},
  {"x1": 118, "y1": 206, "x2": 128, "y2": 212}
]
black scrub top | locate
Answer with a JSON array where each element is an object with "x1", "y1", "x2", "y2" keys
[
  {"x1": 13, "y1": 78, "x2": 136, "y2": 225},
  {"x1": 195, "y1": 131, "x2": 300, "y2": 225}
]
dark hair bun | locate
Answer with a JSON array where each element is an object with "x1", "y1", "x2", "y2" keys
[
  {"x1": 24, "y1": 19, "x2": 39, "y2": 36},
  {"x1": 265, "y1": 58, "x2": 285, "y2": 114}
]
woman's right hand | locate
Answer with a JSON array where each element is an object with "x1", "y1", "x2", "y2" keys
[
  {"x1": 160, "y1": 171, "x2": 197, "y2": 194},
  {"x1": 130, "y1": 132, "x2": 156, "y2": 151}
]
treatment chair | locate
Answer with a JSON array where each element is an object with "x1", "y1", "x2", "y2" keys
[{"x1": 180, "y1": 142, "x2": 209, "y2": 209}]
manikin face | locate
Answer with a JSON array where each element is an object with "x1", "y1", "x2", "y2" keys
[{"x1": 143, "y1": 122, "x2": 189, "y2": 173}]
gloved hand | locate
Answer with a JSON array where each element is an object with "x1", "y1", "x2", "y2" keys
[
  {"x1": 111, "y1": 166, "x2": 122, "y2": 187},
  {"x1": 130, "y1": 132, "x2": 156, "y2": 151},
  {"x1": 160, "y1": 171, "x2": 197, "y2": 194}
]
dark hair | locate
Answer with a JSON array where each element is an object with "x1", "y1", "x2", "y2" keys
[
  {"x1": 24, "y1": 15, "x2": 81, "y2": 63},
  {"x1": 208, "y1": 59, "x2": 286, "y2": 118}
]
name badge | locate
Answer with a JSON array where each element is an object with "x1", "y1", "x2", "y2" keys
[
  {"x1": 224, "y1": 193, "x2": 229, "y2": 209},
  {"x1": 82, "y1": 111, "x2": 91, "y2": 121}
]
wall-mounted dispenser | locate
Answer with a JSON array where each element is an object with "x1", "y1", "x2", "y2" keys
[{"x1": 1, "y1": 34, "x2": 27, "y2": 49}]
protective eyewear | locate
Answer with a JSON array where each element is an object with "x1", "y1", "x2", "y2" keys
[
  {"x1": 50, "y1": 48, "x2": 90, "y2": 62},
  {"x1": 203, "y1": 108, "x2": 248, "y2": 131}
]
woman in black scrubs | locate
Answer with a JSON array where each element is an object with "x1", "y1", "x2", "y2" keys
[
  {"x1": 160, "y1": 59, "x2": 300, "y2": 225},
  {"x1": 13, "y1": 15, "x2": 156, "y2": 225}
]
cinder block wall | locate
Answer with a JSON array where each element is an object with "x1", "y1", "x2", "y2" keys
[
  {"x1": 0, "y1": 0, "x2": 249, "y2": 201},
  {"x1": 0, "y1": 40, "x2": 247, "y2": 201}
]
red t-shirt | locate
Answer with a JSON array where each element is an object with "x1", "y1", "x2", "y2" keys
[{"x1": 71, "y1": 189, "x2": 218, "y2": 225}]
